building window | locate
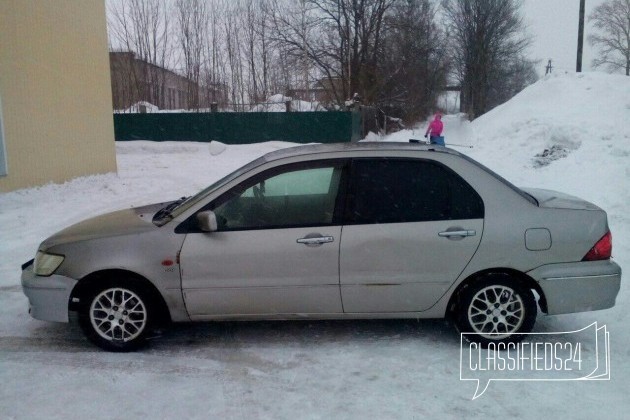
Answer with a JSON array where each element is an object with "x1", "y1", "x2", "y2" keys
[{"x1": 0, "y1": 95, "x2": 7, "y2": 176}]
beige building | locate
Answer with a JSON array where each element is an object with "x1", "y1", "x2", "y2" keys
[{"x1": 0, "y1": 0, "x2": 117, "y2": 192}]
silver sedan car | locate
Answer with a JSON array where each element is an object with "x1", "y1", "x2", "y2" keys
[{"x1": 21, "y1": 143, "x2": 621, "y2": 351}]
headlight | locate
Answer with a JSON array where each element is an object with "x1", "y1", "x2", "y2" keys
[{"x1": 34, "y1": 251, "x2": 65, "y2": 276}]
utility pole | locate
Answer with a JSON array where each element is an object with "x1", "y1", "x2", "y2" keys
[{"x1": 576, "y1": 0, "x2": 585, "y2": 72}]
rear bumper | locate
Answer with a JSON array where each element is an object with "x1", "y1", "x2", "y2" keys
[
  {"x1": 528, "y1": 260, "x2": 621, "y2": 315},
  {"x1": 21, "y1": 263, "x2": 77, "y2": 322}
]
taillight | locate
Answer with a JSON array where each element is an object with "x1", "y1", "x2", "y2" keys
[{"x1": 582, "y1": 231, "x2": 612, "y2": 261}]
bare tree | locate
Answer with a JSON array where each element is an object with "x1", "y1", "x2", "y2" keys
[
  {"x1": 589, "y1": 0, "x2": 630, "y2": 75},
  {"x1": 268, "y1": 0, "x2": 324, "y2": 99},
  {"x1": 200, "y1": 1, "x2": 228, "y2": 107},
  {"x1": 270, "y1": 0, "x2": 395, "y2": 106},
  {"x1": 107, "y1": 0, "x2": 172, "y2": 109},
  {"x1": 379, "y1": 0, "x2": 448, "y2": 121},
  {"x1": 241, "y1": 0, "x2": 275, "y2": 103},
  {"x1": 321, "y1": 0, "x2": 395, "y2": 104},
  {"x1": 442, "y1": 0, "x2": 531, "y2": 119},
  {"x1": 109, "y1": 0, "x2": 532, "y2": 119},
  {"x1": 175, "y1": 0, "x2": 209, "y2": 110},
  {"x1": 222, "y1": 1, "x2": 248, "y2": 109}
]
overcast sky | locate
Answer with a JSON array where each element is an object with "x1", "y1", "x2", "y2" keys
[{"x1": 521, "y1": 0, "x2": 607, "y2": 74}]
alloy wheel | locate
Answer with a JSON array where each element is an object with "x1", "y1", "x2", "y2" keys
[
  {"x1": 467, "y1": 285, "x2": 525, "y2": 339},
  {"x1": 89, "y1": 287, "x2": 148, "y2": 342}
]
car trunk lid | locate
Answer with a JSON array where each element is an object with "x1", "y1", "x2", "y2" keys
[{"x1": 521, "y1": 188, "x2": 602, "y2": 211}]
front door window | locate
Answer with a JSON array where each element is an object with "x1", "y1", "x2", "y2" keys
[{"x1": 213, "y1": 163, "x2": 344, "y2": 230}]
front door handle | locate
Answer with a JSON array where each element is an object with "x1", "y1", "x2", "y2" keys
[
  {"x1": 438, "y1": 230, "x2": 476, "y2": 238},
  {"x1": 297, "y1": 235, "x2": 334, "y2": 246}
]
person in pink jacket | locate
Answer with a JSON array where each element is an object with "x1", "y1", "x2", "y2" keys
[{"x1": 424, "y1": 113, "x2": 444, "y2": 146}]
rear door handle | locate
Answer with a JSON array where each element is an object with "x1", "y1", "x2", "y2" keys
[
  {"x1": 438, "y1": 230, "x2": 476, "y2": 238},
  {"x1": 297, "y1": 236, "x2": 334, "y2": 246}
]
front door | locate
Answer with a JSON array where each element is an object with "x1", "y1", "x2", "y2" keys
[{"x1": 179, "y1": 161, "x2": 347, "y2": 319}]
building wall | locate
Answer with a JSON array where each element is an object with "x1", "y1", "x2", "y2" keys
[
  {"x1": 0, "y1": 0, "x2": 117, "y2": 192},
  {"x1": 109, "y1": 51, "x2": 228, "y2": 112},
  {"x1": 114, "y1": 53, "x2": 193, "y2": 111}
]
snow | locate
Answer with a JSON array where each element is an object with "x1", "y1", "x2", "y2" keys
[
  {"x1": 1, "y1": 72, "x2": 629, "y2": 418},
  {"x1": 437, "y1": 91, "x2": 460, "y2": 114},
  {"x1": 250, "y1": 94, "x2": 324, "y2": 112},
  {"x1": 118, "y1": 94, "x2": 324, "y2": 113},
  {"x1": 117, "y1": 101, "x2": 161, "y2": 113}
]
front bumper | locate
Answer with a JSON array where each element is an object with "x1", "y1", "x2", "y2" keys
[
  {"x1": 528, "y1": 259, "x2": 621, "y2": 315},
  {"x1": 21, "y1": 262, "x2": 77, "y2": 322}
]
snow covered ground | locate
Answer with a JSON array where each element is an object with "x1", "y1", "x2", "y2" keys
[{"x1": 1, "y1": 72, "x2": 628, "y2": 418}]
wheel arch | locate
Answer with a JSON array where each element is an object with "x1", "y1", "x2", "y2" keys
[
  {"x1": 69, "y1": 269, "x2": 172, "y2": 325},
  {"x1": 447, "y1": 268, "x2": 548, "y2": 318}
]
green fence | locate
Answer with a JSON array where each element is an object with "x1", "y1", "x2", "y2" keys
[{"x1": 113, "y1": 111, "x2": 362, "y2": 144}]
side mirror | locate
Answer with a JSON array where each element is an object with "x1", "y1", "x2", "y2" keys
[{"x1": 196, "y1": 210, "x2": 218, "y2": 232}]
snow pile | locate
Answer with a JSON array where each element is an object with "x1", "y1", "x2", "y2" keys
[
  {"x1": 117, "y1": 101, "x2": 192, "y2": 114},
  {"x1": 208, "y1": 140, "x2": 227, "y2": 156},
  {"x1": 468, "y1": 72, "x2": 630, "y2": 171},
  {"x1": 464, "y1": 73, "x2": 630, "y2": 248},
  {"x1": 117, "y1": 101, "x2": 161, "y2": 113}
]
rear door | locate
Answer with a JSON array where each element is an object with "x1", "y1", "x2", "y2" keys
[{"x1": 340, "y1": 158, "x2": 484, "y2": 313}]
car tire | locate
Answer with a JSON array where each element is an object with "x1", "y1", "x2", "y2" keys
[
  {"x1": 456, "y1": 274, "x2": 537, "y2": 346},
  {"x1": 78, "y1": 281, "x2": 155, "y2": 352}
]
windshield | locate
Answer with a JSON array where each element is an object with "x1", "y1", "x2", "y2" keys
[{"x1": 152, "y1": 155, "x2": 267, "y2": 226}]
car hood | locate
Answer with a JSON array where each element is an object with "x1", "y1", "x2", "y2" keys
[
  {"x1": 521, "y1": 188, "x2": 602, "y2": 211},
  {"x1": 40, "y1": 202, "x2": 165, "y2": 250}
]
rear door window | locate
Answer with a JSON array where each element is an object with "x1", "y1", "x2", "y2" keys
[{"x1": 345, "y1": 158, "x2": 484, "y2": 224}]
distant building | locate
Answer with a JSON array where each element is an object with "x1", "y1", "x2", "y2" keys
[
  {"x1": 109, "y1": 51, "x2": 227, "y2": 111},
  {"x1": 287, "y1": 77, "x2": 345, "y2": 106},
  {"x1": 287, "y1": 85, "x2": 328, "y2": 104},
  {"x1": 0, "y1": 0, "x2": 116, "y2": 192}
]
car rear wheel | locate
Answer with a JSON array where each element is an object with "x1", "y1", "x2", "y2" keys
[
  {"x1": 456, "y1": 275, "x2": 537, "y2": 346},
  {"x1": 79, "y1": 282, "x2": 154, "y2": 351}
]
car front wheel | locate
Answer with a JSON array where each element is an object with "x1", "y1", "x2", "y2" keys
[
  {"x1": 456, "y1": 275, "x2": 537, "y2": 346},
  {"x1": 79, "y1": 282, "x2": 154, "y2": 351}
]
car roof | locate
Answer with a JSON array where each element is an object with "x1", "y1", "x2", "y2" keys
[{"x1": 260, "y1": 141, "x2": 463, "y2": 163}]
